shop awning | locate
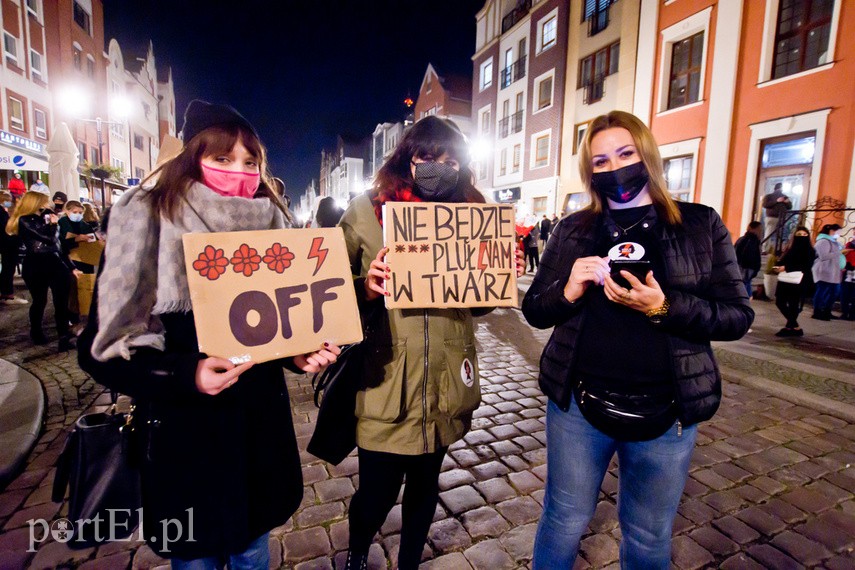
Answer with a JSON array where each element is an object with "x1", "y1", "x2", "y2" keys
[{"x1": 0, "y1": 146, "x2": 49, "y2": 172}]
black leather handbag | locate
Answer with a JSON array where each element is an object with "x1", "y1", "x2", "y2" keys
[
  {"x1": 52, "y1": 399, "x2": 141, "y2": 548},
  {"x1": 307, "y1": 343, "x2": 363, "y2": 465},
  {"x1": 573, "y1": 380, "x2": 677, "y2": 442}
]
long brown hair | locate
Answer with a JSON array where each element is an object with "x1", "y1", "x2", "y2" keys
[
  {"x1": 579, "y1": 110, "x2": 681, "y2": 225},
  {"x1": 6, "y1": 191, "x2": 49, "y2": 235},
  {"x1": 142, "y1": 124, "x2": 292, "y2": 223},
  {"x1": 372, "y1": 116, "x2": 485, "y2": 203}
]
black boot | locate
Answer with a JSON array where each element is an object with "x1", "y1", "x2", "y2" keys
[
  {"x1": 30, "y1": 330, "x2": 49, "y2": 345},
  {"x1": 344, "y1": 550, "x2": 368, "y2": 570},
  {"x1": 58, "y1": 334, "x2": 76, "y2": 352}
]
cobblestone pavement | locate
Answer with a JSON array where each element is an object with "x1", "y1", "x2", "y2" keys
[{"x1": 0, "y1": 295, "x2": 854, "y2": 569}]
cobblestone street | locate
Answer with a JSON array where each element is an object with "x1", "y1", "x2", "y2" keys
[{"x1": 0, "y1": 295, "x2": 854, "y2": 568}]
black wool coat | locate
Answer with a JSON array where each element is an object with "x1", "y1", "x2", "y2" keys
[
  {"x1": 78, "y1": 299, "x2": 303, "y2": 559},
  {"x1": 521, "y1": 202, "x2": 754, "y2": 426}
]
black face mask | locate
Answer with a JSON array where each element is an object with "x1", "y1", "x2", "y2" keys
[
  {"x1": 413, "y1": 161, "x2": 460, "y2": 202},
  {"x1": 590, "y1": 162, "x2": 650, "y2": 204}
]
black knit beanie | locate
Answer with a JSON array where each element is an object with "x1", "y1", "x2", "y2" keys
[{"x1": 180, "y1": 100, "x2": 258, "y2": 144}]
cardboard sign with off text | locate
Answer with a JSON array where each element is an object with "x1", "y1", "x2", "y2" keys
[
  {"x1": 183, "y1": 228, "x2": 362, "y2": 364},
  {"x1": 382, "y1": 202, "x2": 518, "y2": 309}
]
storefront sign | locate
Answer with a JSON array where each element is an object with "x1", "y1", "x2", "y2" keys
[
  {"x1": 382, "y1": 202, "x2": 519, "y2": 309},
  {"x1": 0, "y1": 130, "x2": 46, "y2": 156},
  {"x1": 493, "y1": 187, "x2": 520, "y2": 203},
  {"x1": 0, "y1": 147, "x2": 49, "y2": 172}
]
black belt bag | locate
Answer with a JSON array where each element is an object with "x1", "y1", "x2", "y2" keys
[{"x1": 573, "y1": 380, "x2": 677, "y2": 442}]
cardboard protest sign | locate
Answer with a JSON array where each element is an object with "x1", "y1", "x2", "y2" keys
[
  {"x1": 68, "y1": 240, "x2": 105, "y2": 267},
  {"x1": 183, "y1": 228, "x2": 362, "y2": 364},
  {"x1": 382, "y1": 202, "x2": 518, "y2": 309}
]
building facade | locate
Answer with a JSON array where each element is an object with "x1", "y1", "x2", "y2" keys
[
  {"x1": 319, "y1": 134, "x2": 368, "y2": 207},
  {"x1": 0, "y1": 0, "x2": 53, "y2": 187},
  {"x1": 635, "y1": 0, "x2": 854, "y2": 241},
  {"x1": 472, "y1": 0, "x2": 568, "y2": 220},
  {"x1": 413, "y1": 63, "x2": 473, "y2": 135}
]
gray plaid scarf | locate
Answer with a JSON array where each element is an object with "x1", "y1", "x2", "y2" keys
[{"x1": 91, "y1": 182, "x2": 287, "y2": 362}]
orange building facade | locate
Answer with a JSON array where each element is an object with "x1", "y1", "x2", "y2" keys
[{"x1": 634, "y1": 0, "x2": 854, "y2": 238}]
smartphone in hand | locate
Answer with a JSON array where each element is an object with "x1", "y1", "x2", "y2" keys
[{"x1": 610, "y1": 259, "x2": 651, "y2": 289}]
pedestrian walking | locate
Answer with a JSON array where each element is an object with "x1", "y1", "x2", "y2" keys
[
  {"x1": 0, "y1": 191, "x2": 27, "y2": 305},
  {"x1": 841, "y1": 236, "x2": 855, "y2": 320},
  {"x1": 5, "y1": 191, "x2": 78, "y2": 350},
  {"x1": 811, "y1": 223, "x2": 843, "y2": 320},
  {"x1": 540, "y1": 214, "x2": 551, "y2": 247},
  {"x1": 77, "y1": 100, "x2": 340, "y2": 568},
  {"x1": 524, "y1": 223, "x2": 540, "y2": 272},
  {"x1": 521, "y1": 110, "x2": 753, "y2": 569},
  {"x1": 772, "y1": 226, "x2": 815, "y2": 336},
  {"x1": 734, "y1": 220, "x2": 763, "y2": 298},
  {"x1": 338, "y1": 116, "x2": 523, "y2": 570}
]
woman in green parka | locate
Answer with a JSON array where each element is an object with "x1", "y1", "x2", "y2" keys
[{"x1": 339, "y1": 117, "x2": 522, "y2": 569}]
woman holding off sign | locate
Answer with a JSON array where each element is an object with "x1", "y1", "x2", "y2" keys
[
  {"x1": 339, "y1": 116, "x2": 523, "y2": 569},
  {"x1": 78, "y1": 100, "x2": 339, "y2": 567},
  {"x1": 522, "y1": 111, "x2": 753, "y2": 568}
]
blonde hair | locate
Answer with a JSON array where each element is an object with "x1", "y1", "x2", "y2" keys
[
  {"x1": 82, "y1": 202, "x2": 100, "y2": 223},
  {"x1": 6, "y1": 191, "x2": 49, "y2": 235},
  {"x1": 65, "y1": 200, "x2": 84, "y2": 212},
  {"x1": 578, "y1": 110, "x2": 681, "y2": 225}
]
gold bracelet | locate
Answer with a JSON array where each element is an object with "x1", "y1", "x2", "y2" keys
[{"x1": 645, "y1": 297, "x2": 670, "y2": 324}]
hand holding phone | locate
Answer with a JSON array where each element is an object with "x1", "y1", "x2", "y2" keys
[{"x1": 610, "y1": 259, "x2": 651, "y2": 289}]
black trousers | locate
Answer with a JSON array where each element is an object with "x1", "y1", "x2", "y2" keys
[
  {"x1": 526, "y1": 246, "x2": 539, "y2": 271},
  {"x1": 348, "y1": 447, "x2": 446, "y2": 569},
  {"x1": 0, "y1": 247, "x2": 17, "y2": 296},
  {"x1": 21, "y1": 253, "x2": 71, "y2": 337},
  {"x1": 775, "y1": 282, "x2": 804, "y2": 328}
]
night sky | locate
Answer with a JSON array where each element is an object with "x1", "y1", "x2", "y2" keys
[{"x1": 103, "y1": 0, "x2": 484, "y2": 203}]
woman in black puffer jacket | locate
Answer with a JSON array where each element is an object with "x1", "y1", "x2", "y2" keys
[{"x1": 522, "y1": 111, "x2": 753, "y2": 569}]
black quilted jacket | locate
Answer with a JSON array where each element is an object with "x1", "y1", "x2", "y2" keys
[{"x1": 521, "y1": 202, "x2": 754, "y2": 426}]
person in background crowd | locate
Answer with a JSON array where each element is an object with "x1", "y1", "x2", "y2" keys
[
  {"x1": 338, "y1": 116, "x2": 523, "y2": 570},
  {"x1": 772, "y1": 226, "x2": 815, "y2": 336},
  {"x1": 841, "y1": 236, "x2": 855, "y2": 320},
  {"x1": 82, "y1": 202, "x2": 101, "y2": 233},
  {"x1": 734, "y1": 221, "x2": 763, "y2": 298},
  {"x1": 0, "y1": 191, "x2": 27, "y2": 305},
  {"x1": 6, "y1": 191, "x2": 78, "y2": 350},
  {"x1": 524, "y1": 223, "x2": 540, "y2": 272},
  {"x1": 77, "y1": 100, "x2": 340, "y2": 568},
  {"x1": 314, "y1": 196, "x2": 344, "y2": 228},
  {"x1": 58, "y1": 200, "x2": 99, "y2": 274},
  {"x1": 8, "y1": 173, "x2": 26, "y2": 200},
  {"x1": 522, "y1": 110, "x2": 752, "y2": 569},
  {"x1": 551, "y1": 213, "x2": 559, "y2": 226},
  {"x1": 52, "y1": 192, "x2": 68, "y2": 214},
  {"x1": 30, "y1": 178, "x2": 50, "y2": 195},
  {"x1": 540, "y1": 214, "x2": 552, "y2": 247},
  {"x1": 761, "y1": 182, "x2": 792, "y2": 246},
  {"x1": 812, "y1": 223, "x2": 843, "y2": 321}
]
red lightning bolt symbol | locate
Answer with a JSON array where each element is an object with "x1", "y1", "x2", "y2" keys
[{"x1": 308, "y1": 237, "x2": 328, "y2": 276}]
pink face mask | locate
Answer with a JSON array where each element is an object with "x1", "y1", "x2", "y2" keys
[{"x1": 201, "y1": 164, "x2": 260, "y2": 199}]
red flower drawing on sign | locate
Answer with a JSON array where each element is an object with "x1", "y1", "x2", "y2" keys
[
  {"x1": 230, "y1": 244, "x2": 262, "y2": 277},
  {"x1": 192, "y1": 245, "x2": 229, "y2": 281},
  {"x1": 263, "y1": 243, "x2": 296, "y2": 273}
]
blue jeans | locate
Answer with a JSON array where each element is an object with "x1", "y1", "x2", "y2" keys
[
  {"x1": 740, "y1": 267, "x2": 757, "y2": 298},
  {"x1": 533, "y1": 399, "x2": 697, "y2": 569},
  {"x1": 171, "y1": 532, "x2": 270, "y2": 570},
  {"x1": 813, "y1": 281, "x2": 840, "y2": 313}
]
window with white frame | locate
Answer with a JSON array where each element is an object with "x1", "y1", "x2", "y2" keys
[
  {"x1": 72, "y1": 45, "x2": 82, "y2": 70},
  {"x1": 579, "y1": 42, "x2": 619, "y2": 104},
  {"x1": 135, "y1": 167, "x2": 145, "y2": 180},
  {"x1": 657, "y1": 7, "x2": 711, "y2": 113},
  {"x1": 111, "y1": 158, "x2": 125, "y2": 173},
  {"x1": 512, "y1": 144, "x2": 521, "y2": 173},
  {"x1": 573, "y1": 122, "x2": 590, "y2": 155},
  {"x1": 73, "y1": 1, "x2": 91, "y2": 35},
  {"x1": 90, "y1": 146, "x2": 100, "y2": 164},
  {"x1": 30, "y1": 50, "x2": 44, "y2": 81},
  {"x1": 667, "y1": 32, "x2": 704, "y2": 110},
  {"x1": 499, "y1": 148, "x2": 507, "y2": 176},
  {"x1": 538, "y1": 11, "x2": 558, "y2": 53},
  {"x1": 479, "y1": 106, "x2": 491, "y2": 135},
  {"x1": 26, "y1": 0, "x2": 41, "y2": 18},
  {"x1": 86, "y1": 55, "x2": 95, "y2": 79},
  {"x1": 8, "y1": 97, "x2": 24, "y2": 131},
  {"x1": 3, "y1": 32, "x2": 18, "y2": 66},
  {"x1": 77, "y1": 141, "x2": 87, "y2": 161},
  {"x1": 772, "y1": 0, "x2": 834, "y2": 79},
  {"x1": 34, "y1": 108, "x2": 47, "y2": 139},
  {"x1": 532, "y1": 131, "x2": 551, "y2": 168},
  {"x1": 134, "y1": 134, "x2": 144, "y2": 150},
  {"x1": 663, "y1": 155, "x2": 693, "y2": 201},
  {"x1": 480, "y1": 58, "x2": 493, "y2": 91},
  {"x1": 535, "y1": 72, "x2": 554, "y2": 112}
]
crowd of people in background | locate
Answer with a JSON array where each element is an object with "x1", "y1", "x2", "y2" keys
[{"x1": 0, "y1": 183, "x2": 106, "y2": 350}]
